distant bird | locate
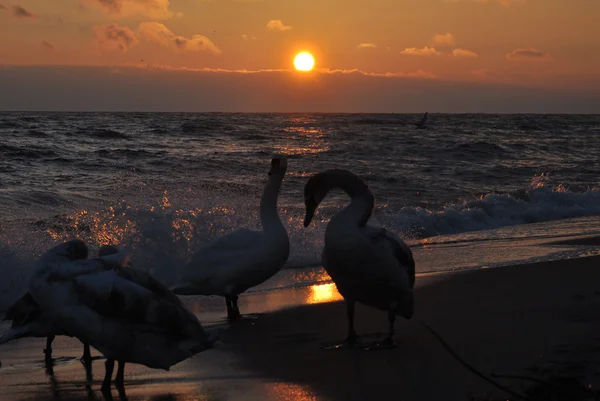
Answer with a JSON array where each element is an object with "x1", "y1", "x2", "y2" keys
[
  {"x1": 171, "y1": 155, "x2": 290, "y2": 320},
  {"x1": 303, "y1": 169, "x2": 415, "y2": 349},
  {"x1": 27, "y1": 244, "x2": 215, "y2": 391},
  {"x1": 415, "y1": 112, "x2": 428, "y2": 129},
  {"x1": 1, "y1": 240, "x2": 92, "y2": 363}
]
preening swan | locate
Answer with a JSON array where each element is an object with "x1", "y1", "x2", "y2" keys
[
  {"x1": 303, "y1": 169, "x2": 415, "y2": 349},
  {"x1": 171, "y1": 155, "x2": 290, "y2": 320},
  {"x1": 1, "y1": 240, "x2": 92, "y2": 363},
  {"x1": 27, "y1": 243, "x2": 215, "y2": 391}
]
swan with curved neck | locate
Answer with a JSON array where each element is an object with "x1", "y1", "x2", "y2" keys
[
  {"x1": 171, "y1": 155, "x2": 290, "y2": 320},
  {"x1": 304, "y1": 169, "x2": 415, "y2": 349},
  {"x1": 1, "y1": 240, "x2": 92, "y2": 364}
]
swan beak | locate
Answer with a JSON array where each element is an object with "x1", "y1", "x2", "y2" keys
[{"x1": 303, "y1": 203, "x2": 316, "y2": 227}]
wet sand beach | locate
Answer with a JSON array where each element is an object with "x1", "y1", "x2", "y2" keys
[{"x1": 2, "y1": 237, "x2": 600, "y2": 401}]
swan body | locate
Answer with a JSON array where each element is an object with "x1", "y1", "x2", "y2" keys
[
  {"x1": 171, "y1": 155, "x2": 290, "y2": 320},
  {"x1": 303, "y1": 169, "x2": 415, "y2": 347},
  {"x1": 1, "y1": 240, "x2": 92, "y2": 362},
  {"x1": 27, "y1": 244, "x2": 214, "y2": 390}
]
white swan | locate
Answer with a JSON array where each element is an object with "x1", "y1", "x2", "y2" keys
[
  {"x1": 171, "y1": 155, "x2": 290, "y2": 320},
  {"x1": 1, "y1": 240, "x2": 92, "y2": 363},
  {"x1": 303, "y1": 169, "x2": 415, "y2": 349},
  {"x1": 27, "y1": 243, "x2": 215, "y2": 391}
]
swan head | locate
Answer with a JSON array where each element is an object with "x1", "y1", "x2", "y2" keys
[
  {"x1": 268, "y1": 154, "x2": 288, "y2": 177},
  {"x1": 303, "y1": 174, "x2": 329, "y2": 227}
]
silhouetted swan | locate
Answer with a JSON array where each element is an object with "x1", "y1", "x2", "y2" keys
[
  {"x1": 1, "y1": 240, "x2": 92, "y2": 363},
  {"x1": 27, "y1": 244, "x2": 215, "y2": 391},
  {"x1": 171, "y1": 155, "x2": 290, "y2": 320},
  {"x1": 415, "y1": 112, "x2": 428, "y2": 129},
  {"x1": 303, "y1": 169, "x2": 415, "y2": 349}
]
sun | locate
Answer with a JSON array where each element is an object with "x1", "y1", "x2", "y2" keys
[{"x1": 294, "y1": 52, "x2": 315, "y2": 72}]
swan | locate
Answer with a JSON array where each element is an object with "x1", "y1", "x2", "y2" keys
[
  {"x1": 303, "y1": 169, "x2": 415, "y2": 349},
  {"x1": 171, "y1": 155, "x2": 290, "y2": 320},
  {"x1": 27, "y1": 244, "x2": 215, "y2": 391},
  {"x1": 1, "y1": 240, "x2": 92, "y2": 363}
]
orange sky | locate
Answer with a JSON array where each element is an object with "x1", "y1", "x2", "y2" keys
[{"x1": 1, "y1": 0, "x2": 599, "y2": 111}]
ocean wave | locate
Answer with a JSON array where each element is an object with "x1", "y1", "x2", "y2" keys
[
  {"x1": 78, "y1": 128, "x2": 129, "y2": 140},
  {"x1": 0, "y1": 144, "x2": 58, "y2": 159},
  {"x1": 378, "y1": 184, "x2": 600, "y2": 239}
]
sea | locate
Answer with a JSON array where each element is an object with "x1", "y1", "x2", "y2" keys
[{"x1": 1, "y1": 112, "x2": 600, "y2": 311}]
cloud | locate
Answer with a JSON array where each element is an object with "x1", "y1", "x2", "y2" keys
[
  {"x1": 41, "y1": 41, "x2": 55, "y2": 51},
  {"x1": 12, "y1": 5, "x2": 35, "y2": 18},
  {"x1": 266, "y1": 20, "x2": 292, "y2": 31},
  {"x1": 433, "y1": 33, "x2": 454, "y2": 46},
  {"x1": 94, "y1": 23, "x2": 139, "y2": 52},
  {"x1": 87, "y1": 0, "x2": 173, "y2": 19},
  {"x1": 444, "y1": 0, "x2": 521, "y2": 6},
  {"x1": 138, "y1": 22, "x2": 221, "y2": 54},
  {"x1": 452, "y1": 48, "x2": 478, "y2": 57},
  {"x1": 0, "y1": 4, "x2": 6, "y2": 10},
  {"x1": 506, "y1": 48, "x2": 552, "y2": 61},
  {"x1": 400, "y1": 46, "x2": 440, "y2": 56},
  {"x1": 357, "y1": 43, "x2": 377, "y2": 49}
]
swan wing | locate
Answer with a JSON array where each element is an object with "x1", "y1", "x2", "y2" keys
[
  {"x1": 113, "y1": 265, "x2": 183, "y2": 306},
  {"x1": 367, "y1": 227, "x2": 415, "y2": 289},
  {"x1": 4, "y1": 293, "x2": 40, "y2": 324}
]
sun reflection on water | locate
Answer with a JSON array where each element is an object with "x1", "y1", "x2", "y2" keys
[
  {"x1": 266, "y1": 382, "x2": 319, "y2": 401},
  {"x1": 306, "y1": 283, "x2": 342, "y2": 304}
]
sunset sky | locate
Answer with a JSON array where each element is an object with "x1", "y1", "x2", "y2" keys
[{"x1": 1, "y1": 0, "x2": 599, "y2": 112}]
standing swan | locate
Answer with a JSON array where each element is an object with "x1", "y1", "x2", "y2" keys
[
  {"x1": 171, "y1": 155, "x2": 290, "y2": 320},
  {"x1": 303, "y1": 169, "x2": 415, "y2": 349},
  {"x1": 27, "y1": 245, "x2": 215, "y2": 391},
  {"x1": 1, "y1": 240, "x2": 92, "y2": 363}
]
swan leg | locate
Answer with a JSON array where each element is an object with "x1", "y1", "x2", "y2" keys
[
  {"x1": 81, "y1": 343, "x2": 92, "y2": 365},
  {"x1": 44, "y1": 335, "x2": 55, "y2": 361},
  {"x1": 114, "y1": 361, "x2": 125, "y2": 387},
  {"x1": 102, "y1": 358, "x2": 115, "y2": 392},
  {"x1": 225, "y1": 296, "x2": 234, "y2": 320},
  {"x1": 226, "y1": 295, "x2": 241, "y2": 320},
  {"x1": 363, "y1": 302, "x2": 398, "y2": 351},
  {"x1": 232, "y1": 295, "x2": 241, "y2": 318},
  {"x1": 321, "y1": 300, "x2": 361, "y2": 350}
]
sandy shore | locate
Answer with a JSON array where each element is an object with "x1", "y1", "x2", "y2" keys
[{"x1": 2, "y1": 239, "x2": 600, "y2": 401}]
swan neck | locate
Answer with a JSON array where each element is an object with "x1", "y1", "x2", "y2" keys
[
  {"x1": 325, "y1": 171, "x2": 374, "y2": 227},
  {"x1": 260, "y1": 172, "x2": 285, "y2": 233}
]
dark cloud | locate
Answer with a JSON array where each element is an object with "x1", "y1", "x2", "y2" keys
[
  {"x1": 12, "y1": 5, "x2": 35, "y2": 18},
  {"x1": 506, "y1": 48, "x2": 552, "y2": 61},
  {"x1": 0, "y1": 65, "x2": 598, "y2": 113},
  {"x1": 42, "y1": 41, "x2": 55, "y2": 51},
  {"x1": 93, "y1": 23, "x2": 139, "y2": 52}
]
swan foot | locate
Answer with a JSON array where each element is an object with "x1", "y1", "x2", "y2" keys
[
  {"x1": 321, "y1": 335, "x2": 362, "y2": 350},
  {"x1": 362, "y1": 336, "x2": 397, "y2": 351},
  {"x1": 226, "y1": 311, "x2": 242, "y2": 321}
]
